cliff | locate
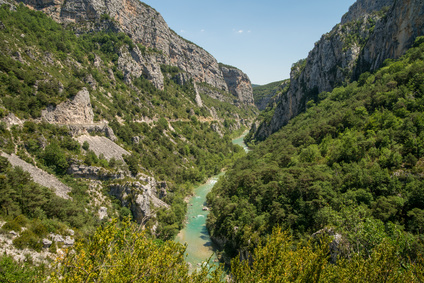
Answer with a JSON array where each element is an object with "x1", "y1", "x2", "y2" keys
[
  {"x1": 252, "y1": 80, "x2": 289, "y2": 111},
  {"x1": 15, "y1": 0, "x2": 254, "y2": 105},
  {"x1": 250, "y1": 0, "x2": 424, "y2": 141},
  {"x1": 220, "y1": 65, "x2": 254, "y2": 105}
]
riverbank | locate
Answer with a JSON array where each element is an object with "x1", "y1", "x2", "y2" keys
[{"x1": 175, "y1": 131, "x2": 249, "y2": 272}]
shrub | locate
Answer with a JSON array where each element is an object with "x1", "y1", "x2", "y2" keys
[
  {"x1": 49, "y1": 218, "x2": 222, "y2": 282},
  {"x1": 13, "y1": 230, "x2": 43, "y2": 252},
  {"x1": 0, "y1": 255, "x2": 42, "y2": 282}
]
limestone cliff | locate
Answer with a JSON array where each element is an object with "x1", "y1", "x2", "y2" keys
[
  {"x1": 109, "y1": 177, "x2": 169, "y2": 224},
  {"x1": 41, "y1": 87, "x2": 94, "y2": 124},
  {"x1": 220, "y1": 65, "x2": 254, "y2": 105},
  {"x1": 250, "y1": 0, "x2": 424, "y2": 141},
  {"x1": 16, "y1": 0, "x2": 254, "y2": 105}
]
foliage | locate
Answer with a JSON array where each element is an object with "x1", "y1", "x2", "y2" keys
[
  {"x1": 0, "y1": 255, "x2": 44, "y2": 282},
  {"x1": 230, "y1": 228, "x2": 424, "y2": 282},
  {"x1": 49, "y1": 218, "x2": 224, "y2": 282},
  {"x1": 252, "y1": 79, "x2": 288, "y2": 101},
  {"x1": 208, "y1": 37, "x2": 424, "y2": 262},
  {"x1": 0, "y1": 157, "x2": 95, "y2": 232}
]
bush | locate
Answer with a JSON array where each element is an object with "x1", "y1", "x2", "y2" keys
[
  {"x1": 1, "y1": 221, "x2": 21, "y2": 233},
  {"x1": 49, "y1": 219, "x2": 222, "y2": 282},
  {"x1": 0, "y1": 255, "x2": 42, "y2": 282},
  {"x1": 231, "y1": 228, "x2": 424, "y2": 282},
  {"x1": 1, "y1": 215, "x2": 28, "y2": 232},
  {"x1": 42, "y1": 143, "x2": 69, "y2": 175},
  {"x1": 13, "y1": 230, "x2": 43, "y2": 251},
  {"x1": 82, "y1": 141, "x2": 90, "y2": 150}
]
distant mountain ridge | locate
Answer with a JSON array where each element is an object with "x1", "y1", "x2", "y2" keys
[
  {"x1": 252, "y1": 80, "x2": 289, "y2": 111},
  {"x1": 249, "y1": 0, "x2": 424, "y2": 141}
]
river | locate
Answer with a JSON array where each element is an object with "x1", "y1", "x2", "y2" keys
[{"x1": 175, "y1": 131, "x2": 249, "y2": 271}]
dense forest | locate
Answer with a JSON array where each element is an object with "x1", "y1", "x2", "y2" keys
[{"x1": 207, "y1": 37, "x2": 424, "y2": 271}]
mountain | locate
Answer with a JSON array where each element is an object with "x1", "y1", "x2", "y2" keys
[
  {"x1": 252, "y1": 79, "x2": 289, "y2": 111},
  {"x1": 0, "y1": 0, "x2": 256, "y2": 268},
  {"x1": 249, "y1": 0, "x2": 424, "y2": 141},
  {"x1": 7, "y1": 0, "x2": 255, "y2": 105},
  {"x1": 208, "y1": 35, "x2": 424, "y2": 267}
]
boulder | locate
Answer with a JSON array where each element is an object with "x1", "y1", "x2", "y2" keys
[{"x1": 42, "y1": 238, "x2": 52, "y2": 248}]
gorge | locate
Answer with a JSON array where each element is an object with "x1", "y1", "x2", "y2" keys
[{"x1": 0, "y1": 0, "x2": 424, "y2": 281}]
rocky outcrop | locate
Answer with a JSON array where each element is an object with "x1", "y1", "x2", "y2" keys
[
  {"x1": 220, "y1": 66, "x2": 254, "y2": 105},
  {"x1": 98, "y1": 206, "x2": 108, "y2": 220},
  {"x1": 41, "y1": 87, "x2": 94, "y2": 124},
  {"x1": 68, "y1": 123, "x2": 117, "y2": 141},
  {"x1": 251, "y1": 0, "x2": 424, "y2": 141},
  {"x1": 109, "y1": 175, "x2": 169, "y2": 223},
  {"x1": 312, "y1": 228, "x2": 347, "y2": 264},
  {"x1": 39, "y1": 87, "x2": 119, "y2": 141},
  {"x1": 17, "y1": 0, "x2": 254, "y2": 104},
  {"x1": 355, "y1": 0, "x2": 424, "y2": 76},
  {"x1": 340, "y1": 0, "x2": 394, "y2": 24},
  {"x1": 1, "y1": 112, "x2": 23, "y2": 129},
  {"x1": 67, "y1": 163, "x2": 126, "y2": 180}
]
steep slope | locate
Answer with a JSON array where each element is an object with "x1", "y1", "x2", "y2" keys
[
  {"x1": 252, "y1": 80, "x2": 289, "y2": 111},
  {"x1": 208, "y1": 37, "x2": 424, "y2": 263},
  {"x1": 249, "y1": 0, "x2": 424, "y2": 141},
  {"x1": 11, "y1": 0, "x2": 255, "y2": 105},
  {"x1": 0, "y1": 2, "x2": 255, "y2": 267}
]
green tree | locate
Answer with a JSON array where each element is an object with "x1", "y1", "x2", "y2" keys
[{"x1": 43, "y1": 143, "x2": 68, "y2": 175}]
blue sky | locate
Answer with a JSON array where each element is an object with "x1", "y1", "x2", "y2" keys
[{"x1": 141, "y1": 0, "x2": 356, "y2": 85}]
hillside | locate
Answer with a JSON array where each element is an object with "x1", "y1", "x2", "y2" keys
[
  {"x1": 0, "y1": 0, "x2": 256, "y2": 275},
  {"x1": 252, "y1": 79, "x2": 289, "y2": 111},
  {"x1": 208, "y1": 37, "x2": 424, "y2": 268},
  {"x1": 249, "y1": 0, "x2": 424, "y2": 141},
  {"x1": 2, "y1": 0, "x2": 424, "y2": 281},
  {"x1": 3, "y1": 0, "x2": 256, "y2": 106}
]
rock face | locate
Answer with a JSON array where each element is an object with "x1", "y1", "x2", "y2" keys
[
  {"x1": 41, "y1": 87, "x2": 94, "y2": 124},
  {"x1": 109, "y1": 176, "x2": 169, "y2": 223},
  {"x1": 340, "y1": 0, "x2": 394, "y2": 24},
  {"x1": 251, "y1": 0, "x2": 424, "y2": 141},
  {"x1": 355, "y1": 0, "x2": 424, "y2": 75},
  {"x1": 17, "y1": 0, "x2": 254, "y2": 105},
  {"x1": 220, "y1": 66, "x2": 254, "y2": 105},
  {"x1": 67, "y1": 163, "x2": 126, "y2": 180}
]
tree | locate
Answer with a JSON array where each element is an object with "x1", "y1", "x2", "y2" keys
[{"x1": 43, "y1": 143, "x2": 68, "y2": 175}]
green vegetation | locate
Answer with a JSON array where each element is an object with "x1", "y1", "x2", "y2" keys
[
  {"x1": 231, "y1": 228, "x2": 424, "y2": 282},
  {"x1": 50, "y1": 218, "x2": 224, "y2": 282},
  {"x1": 252, "y1": 80, "x2": 287, "y2": 101},
  {"x1": 0, "y1": 254, "x2": 45, "y2": 282},
  {"x1": 207, "y1": 37, "x2": 424, "y2": 270},
  {"x1": 47, "y1": 221, "x2": 424, "y2": 282},
  {"x1": 0, "y1": 4, "x2": 254, "y2": 123},
  {"x1": 0, "y1": 156, "x2": 96, "y2": 241},
  {"x1": 0, "y1": 2, "x2": 254, "y2": 265}
]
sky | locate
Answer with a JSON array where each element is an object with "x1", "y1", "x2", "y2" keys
[{"x1": 141, "y1": 0, "x2": 356, "y2": 85}]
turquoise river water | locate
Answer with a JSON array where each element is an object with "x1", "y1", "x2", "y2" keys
[{"x1": 175, "y1": 131, "x2": 249, "y2": 271}]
